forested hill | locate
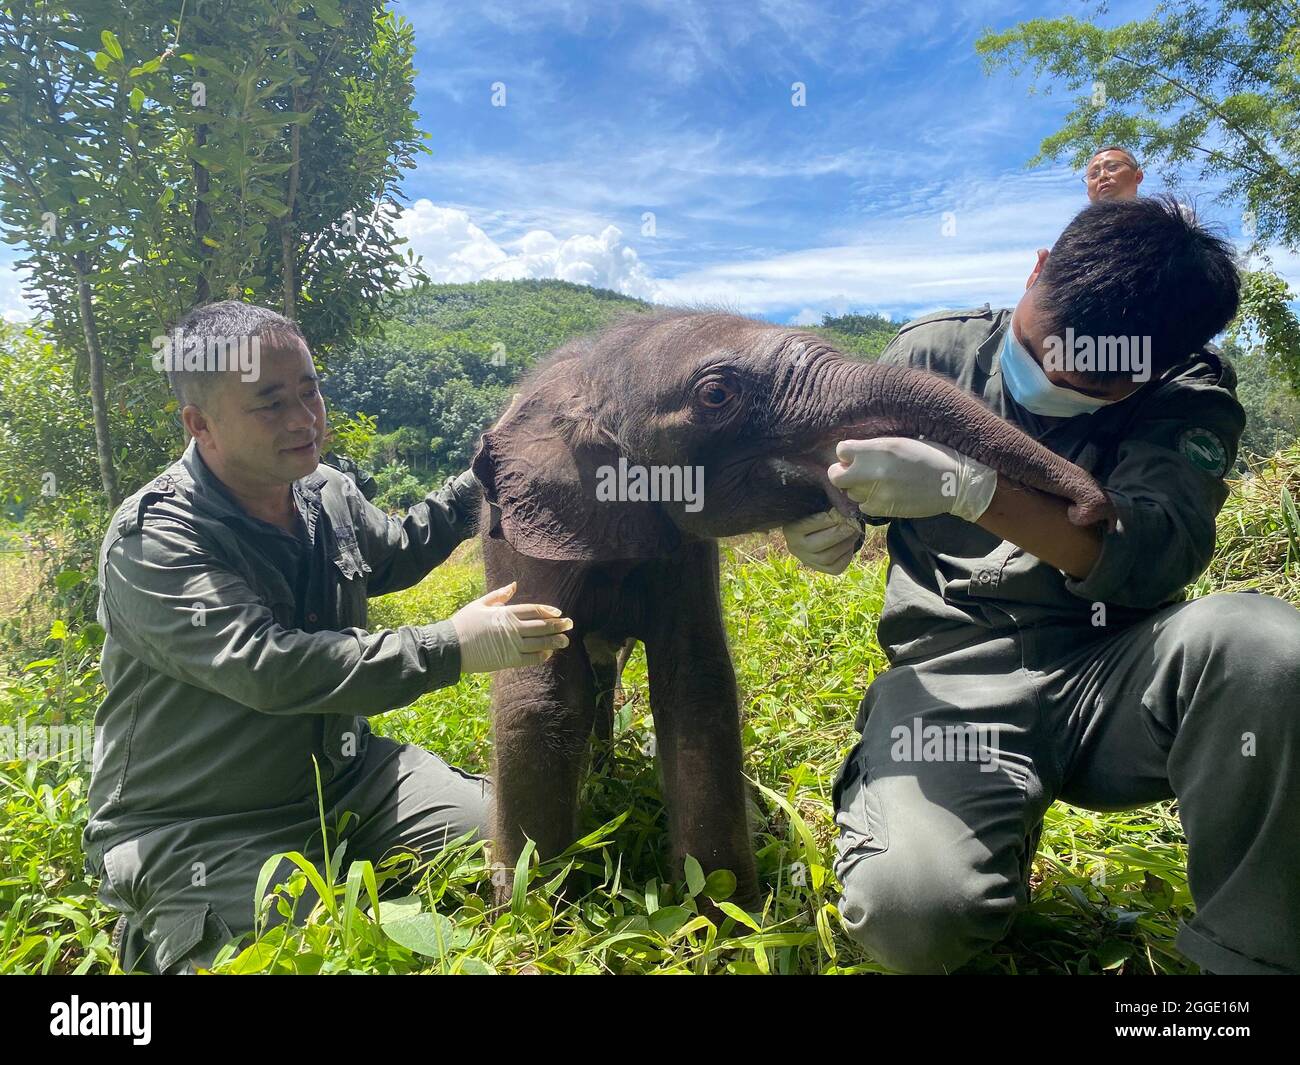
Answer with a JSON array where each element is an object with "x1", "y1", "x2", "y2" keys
[
  {"x1": 384, "y1": 278, "x2": 654, "y2": 351},
  {"x1": 323, "y1": 280, "x2": 653, "y2": 494},
  {"x1": 324, "y1": 279, "x2": 902, "y2": 500}
]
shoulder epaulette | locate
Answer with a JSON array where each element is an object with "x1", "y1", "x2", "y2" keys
[
  {"x1": 895, "y1": 304, "x2": 994, "y2": 335},
  {"x1": 115, "y1": 473, "x2": 179, "y2": 537}
]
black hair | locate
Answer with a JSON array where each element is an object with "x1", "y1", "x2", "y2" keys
[
  {"x1": 160, "y1": 300, "x2": 306, "y2": 407},
  {"x1": 1036, "y1": 195, "x2": 1240, "y2": 380}
]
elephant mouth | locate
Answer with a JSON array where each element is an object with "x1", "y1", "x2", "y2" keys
[{"x1": 771, "y1": 439, "x2": 863, "y2": 526}]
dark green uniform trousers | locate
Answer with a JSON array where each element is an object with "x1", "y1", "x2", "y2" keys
[
  {"x1": 833, "y1": 590, "x2": 1300, "y2": 975},
  {"x1": 101, "y1": 736, "x2": 491, "y2": 973}
]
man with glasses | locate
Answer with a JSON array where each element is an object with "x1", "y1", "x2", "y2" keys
[{"x1": 1085, "y1": 145, "x2": 1144, "y2": 202}]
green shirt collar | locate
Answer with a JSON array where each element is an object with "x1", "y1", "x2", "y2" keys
[{"x1": 180, "y1": 438, "x2": 327, "y2": 542}]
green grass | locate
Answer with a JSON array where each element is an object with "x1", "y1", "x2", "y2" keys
[{"x1": 3, "y1": 447, "x2": 1298, "y2": 974}]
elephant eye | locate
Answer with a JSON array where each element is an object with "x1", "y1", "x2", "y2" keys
[{"x1": 697, "y1": 380, "x2": 736, "y2": 409}]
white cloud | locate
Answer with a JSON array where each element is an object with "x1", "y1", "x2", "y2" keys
[
  {"x1": 653, "y1": 183, "x2": 1071, "y2": 317},
  {"x1": 396, "y1": 199, "x2": 661, "y2": 299},
  {"x1": 390, "y1": 184, "x2": 1300, "y2": 326},
  {"x1": 0, "y1": 263, "x2": 35, "y2": 323},
  {"x1": 2, "y1": 179, "x2": 1292, "y2": 331},
  {"x1": 393, "y1": 200, "x2": 510, "y2": 282}
]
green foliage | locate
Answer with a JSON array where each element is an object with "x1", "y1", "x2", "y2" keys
[
  {"x1": 326, "y1": 279, "x2": 653, "y2": 480},
  {"x1": 18, "y1": 467, "x2": 1300, "y2": 973},
  {"x1": 1225, "y1": 338, "x2": 1300, "y2": 460},
  {"x1": 1231, "y1": 262, "x2": 1300, "y2": 393},
  {"x1": 0, "y1": 620, "x2": 115, "y2": 974},
  {"x1": 371, "y1": 461, "x2": 429, "y2": 512},
  {"x1": 806, "y1": 311, "x2": 899, "y2": 360},
  {"x1": 1192, "y1": 441, "x2": 1300, "y2": 597},
  {"x1": 0, "y1": 0, "x2": 429, "y2": 506},
  {"x1": 325, "y1": 409, "x2": 378, "y2": 465},
  {"x1": 0, "y1": 322, "x2": 98, "y2": 515},
  {"x1": 977, "y1": 3, "x2": 1300, "y2": 246},
  {"x1": 977, "y1": 1, "x2": 1300, "y2": 388},
  {"x1": 0, "y1": 319, "x2": 180, "y2": 507},
  {"x1": 0, "y1": 320, "x2": 174, "y2": 648}
]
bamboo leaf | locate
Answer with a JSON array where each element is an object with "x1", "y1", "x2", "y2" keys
[{"x1": 509, "y1": 839, "x2": 536, "y2": 915}]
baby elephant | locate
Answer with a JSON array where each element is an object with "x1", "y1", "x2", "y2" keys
[{"x1": 472, "y1": 309, "x2": 1110, "y2": 907}]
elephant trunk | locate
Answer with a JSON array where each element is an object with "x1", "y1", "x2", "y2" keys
[{"x1": 773, "y1": 352, "x2": 1113, "y2": 526}]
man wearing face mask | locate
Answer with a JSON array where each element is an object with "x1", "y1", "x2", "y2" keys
[{"x1": 783, "y1": 195, "x2": 1300, "y2": 976}]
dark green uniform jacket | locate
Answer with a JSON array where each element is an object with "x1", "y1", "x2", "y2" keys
[
  {"x1": 870, "y1": 305, "x2": 1244, "y2": 665},
  {"x1": 82, "y1": 441, "x2": 481, "y2": 873}
]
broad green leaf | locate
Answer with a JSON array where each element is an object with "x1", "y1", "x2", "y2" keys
[
  {"x1": 702, "y1": 868, "x2": 736, "y2": 901},
  {"x1": 683, "y1": 855, "x2": 705, "y2": 898},
  {"x1": 54, "y1": 570, "x2": 85, "y2": 592},
  {"x1": 314, "y1": 0, "x2": 345, "y2": 28},
  {"x1": 100, "y1": 31, "x2": 124, "y2": 62},
  {"x1": 647, "y1": 905, "x2": 693, "y2": 938},
  {"x1": 1096, "y1": 940, "x2": 1133, "y2": 970},
  {"x1": 376, "y1": 894, "x2": 422, "y2": 924},
  {"x1": 382, "y1": 912, "x2": 470, "y2": 959}
]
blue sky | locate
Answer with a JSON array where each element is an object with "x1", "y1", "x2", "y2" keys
[{"x1": 2, "y1": 0, "x2": 1294, "y2": 324}]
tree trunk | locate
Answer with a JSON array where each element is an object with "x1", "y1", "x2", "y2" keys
[
  {"x1": 281, "y1": 93, "x2": 301, "y2": 319},
  {"x1": 192, "y1": 27, "x2": 212, "y2": 304},
  {"x1": 193, "y1": 120, "x2": 211, "y2": 304},
  {"x1": 73, "y1": 251, "x2": 120, "y2": 509}
]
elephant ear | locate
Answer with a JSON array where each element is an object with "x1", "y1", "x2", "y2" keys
[{"x1": 472, "y1": 393, "x2": 681, "y2": 562}]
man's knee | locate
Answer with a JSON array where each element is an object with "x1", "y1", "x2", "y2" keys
[
  {"x1": 408, "y1": 745, "x2": 493, "y2": 844},
  {"x1": 351, "y1": 742, "x2": 493, "y2": 862},
  {"x1": 837, "y1": 854, "x2": 1019, "y2": 974},
  {"x1": 1175, "y1": 593, "x2": 1300, "y2": 687}
]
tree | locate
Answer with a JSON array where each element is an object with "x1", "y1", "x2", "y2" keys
[
  {"x1": 325, "y1": 280, "x2": 654, "y2": 481},
  {"x1": 977, "y1": 0, "x2": 1300, "y2": 388},
  {"x1": 0, "y1": 0, "x2": 427, "y2": 508}
]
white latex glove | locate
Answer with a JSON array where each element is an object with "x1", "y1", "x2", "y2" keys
[
  {"x1": 828, "y1": 437, "x2": 998, "y2": 523},
  {"x1": 782, "y1": 509, "x2": 860, "y2": 575},
  {"x1": 450, "y1": 582, "x2": 573, "y2": 674}
]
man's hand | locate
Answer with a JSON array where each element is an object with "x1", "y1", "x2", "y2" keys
[
  {"x1": 450, "y1": 582, "x2": 573, "y2": 674},
  {"x1": 828, "y1": 437, "x2": 998, "y2": 523},
  {"x1": 782, "y1": 509, "x2": 860, "y2": 574}
]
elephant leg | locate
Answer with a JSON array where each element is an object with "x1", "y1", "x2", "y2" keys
[
  {"x1": 584, "y1": 633, "x2": 636, "y2": 771},
  {"x1": 489, "y1": 643, "x2": 598, "y2": 898},
  {"x1": 642, "y1": 542, "x2": 760, "y2": 909}
]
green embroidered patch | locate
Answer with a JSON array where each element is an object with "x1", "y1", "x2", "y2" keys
[{"x1": 1177, "y1": 427, "x2": 1228, "y2": 477}]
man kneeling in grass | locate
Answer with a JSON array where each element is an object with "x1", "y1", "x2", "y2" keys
[
  {"x1": 784, "y1": 196, "x2": 1299, "y2": 975},
  {"x1": 84, "y1": 301, "x2": 572, "y2": 974}
]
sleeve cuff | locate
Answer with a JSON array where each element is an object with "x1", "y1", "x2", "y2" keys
[
  {"x1": 416, "y1": 619, "x2": 462, "y2": 686},
  {"x1": 1062, "y1": 491, "x2": 1138, "y2": 602},
  {"x1": 448, "y1": 469, "x2": 482, "y2": 508}
]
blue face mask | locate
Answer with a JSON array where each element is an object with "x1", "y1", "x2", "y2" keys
[{"x1": 999, "y1": 324, "x2": 1119, "y2": 418}]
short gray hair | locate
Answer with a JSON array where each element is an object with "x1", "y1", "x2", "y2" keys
[{"x1": 1089, "y1": 145, "x2": 1140, "y2": 170}]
